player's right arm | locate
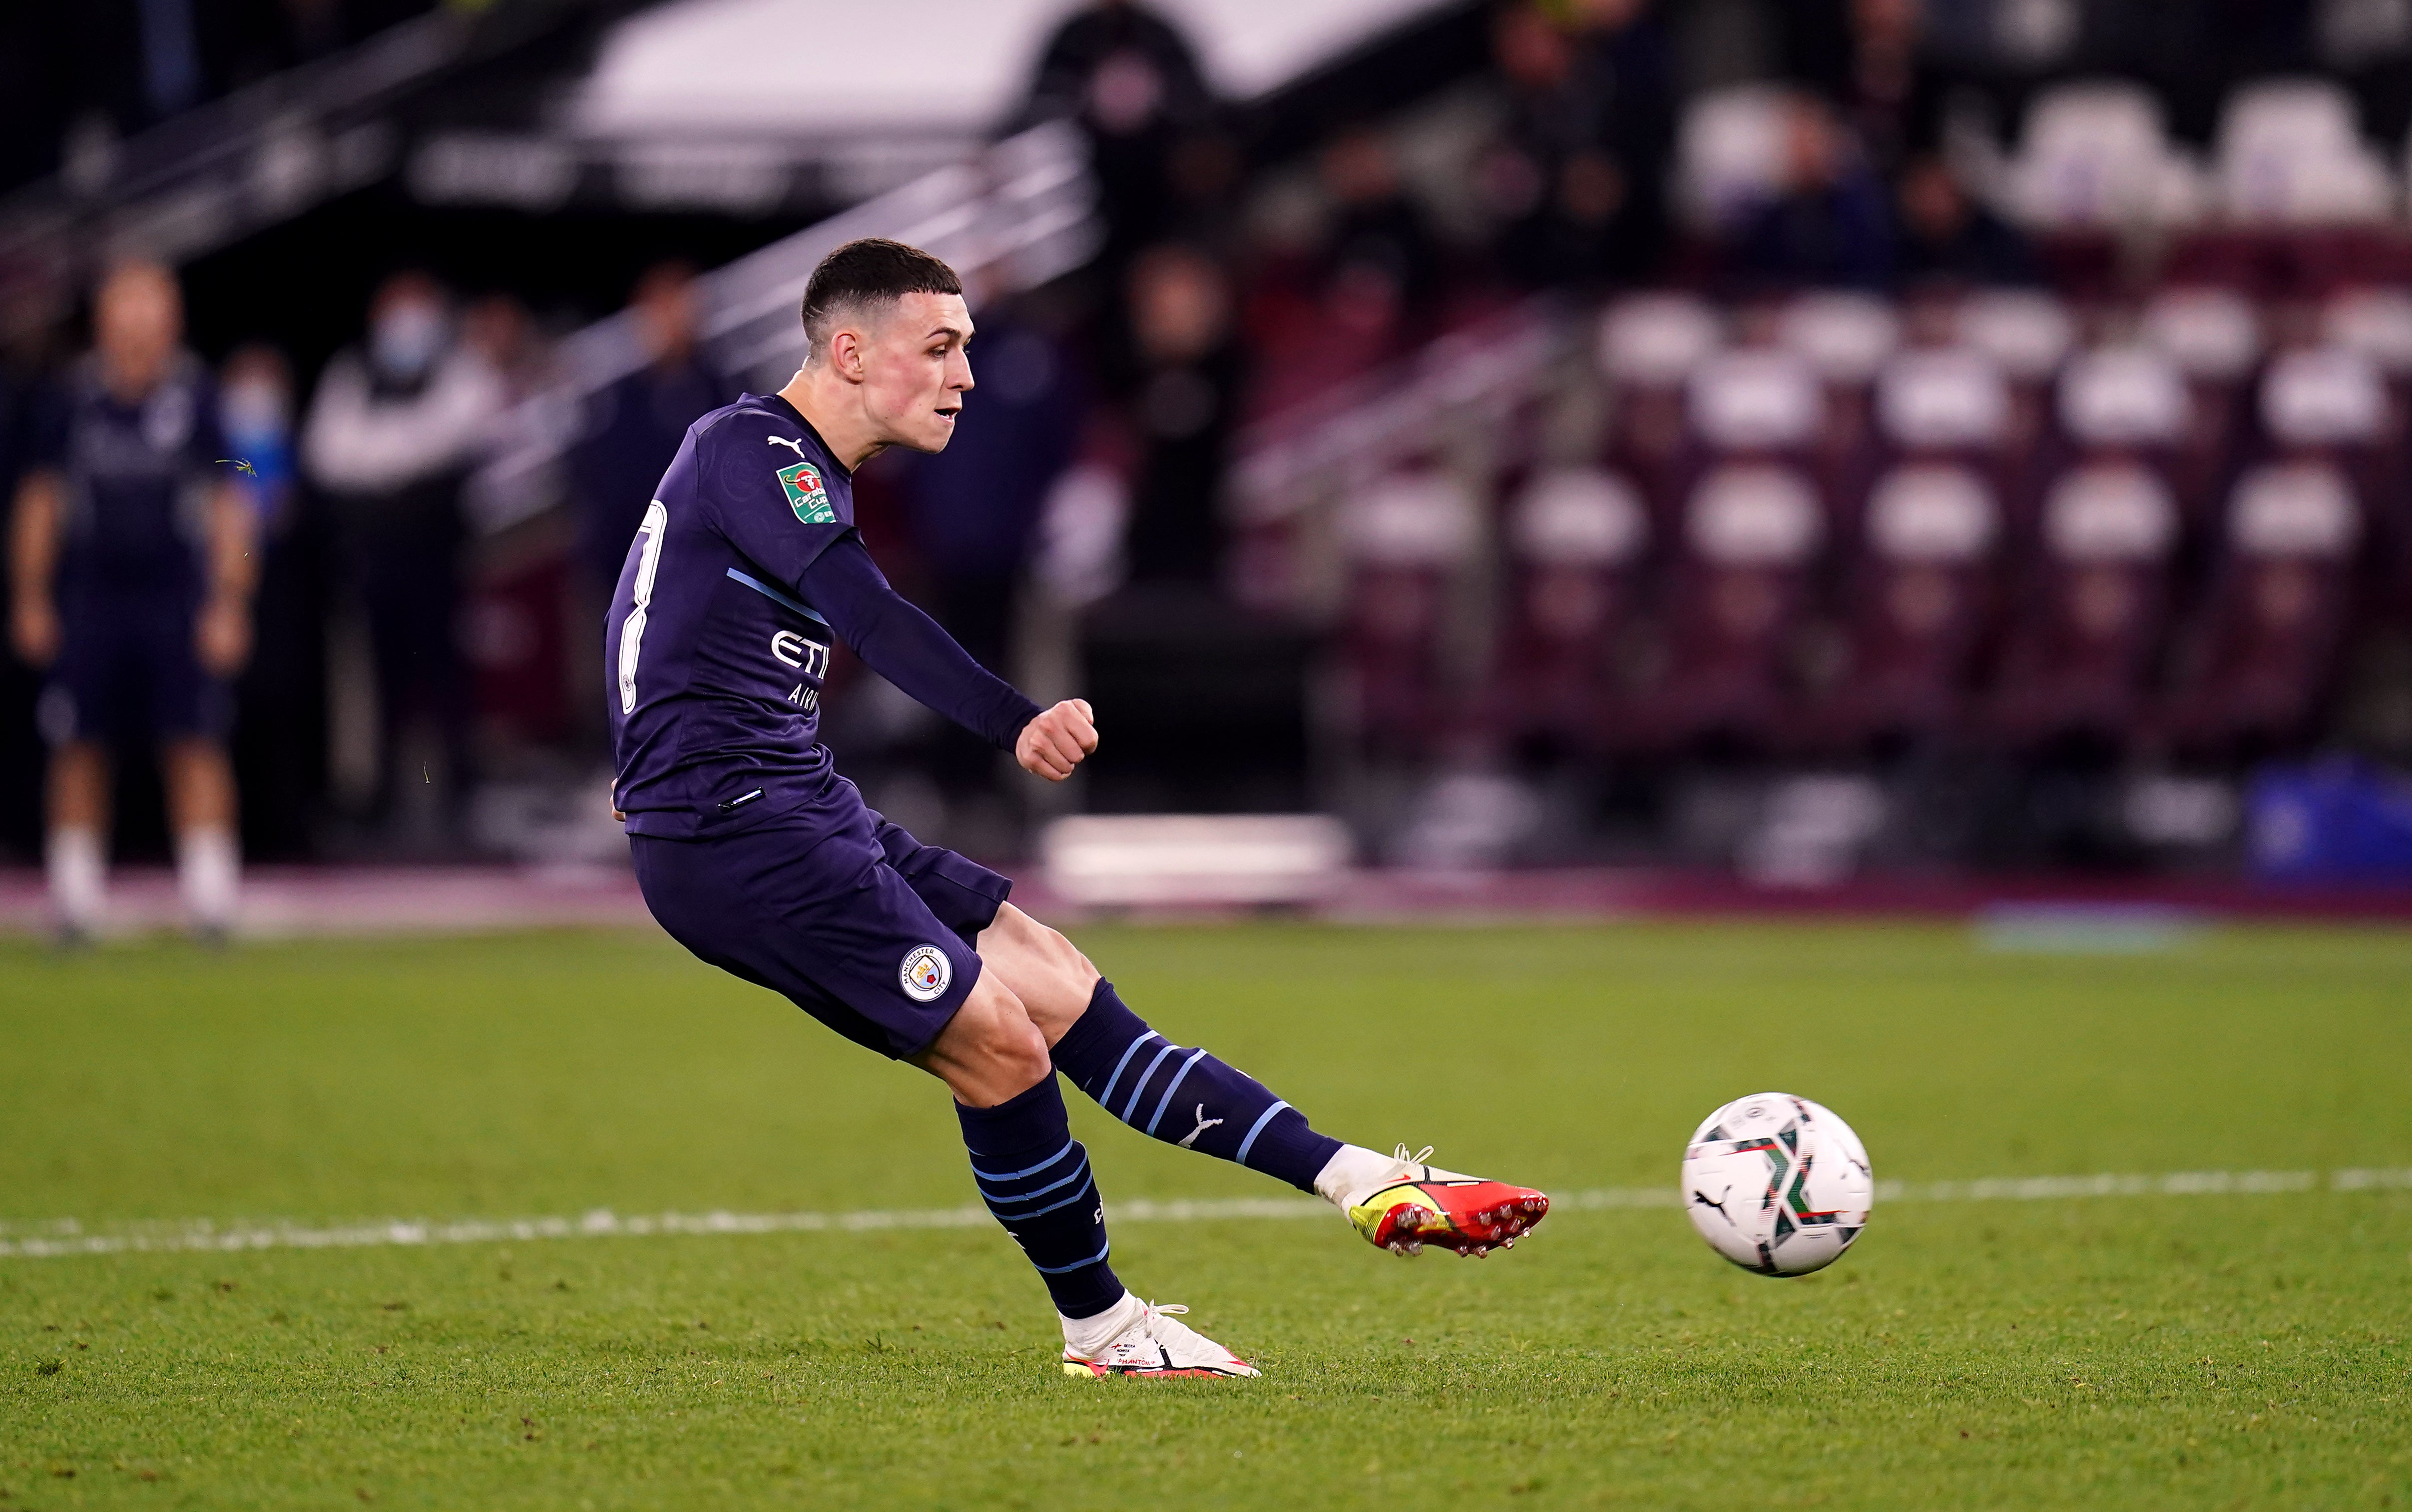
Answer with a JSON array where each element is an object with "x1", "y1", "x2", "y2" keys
[{"x1": 7, "y1": 469, "x2": 64, "y2": 669}]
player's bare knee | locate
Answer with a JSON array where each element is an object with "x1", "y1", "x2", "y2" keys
[{"x1": 950, "y1": 978, "x2": 1050, "y2": 1087}]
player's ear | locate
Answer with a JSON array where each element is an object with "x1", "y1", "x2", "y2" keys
[{"x1": 829, "y1": 326, "x2": 868, "y2": 383}]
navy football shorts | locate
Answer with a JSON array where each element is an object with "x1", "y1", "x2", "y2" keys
[
  {"x1": 38, "y1": 596, "x2": 230, "y2": 748},
  {"x1": 630, "y1": 798, "x2": 1010, "y2": 1060}
]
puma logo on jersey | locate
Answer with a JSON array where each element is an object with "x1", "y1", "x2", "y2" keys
[{"x1": 766, "y1": 435, "x2": 809, "y2": 460}]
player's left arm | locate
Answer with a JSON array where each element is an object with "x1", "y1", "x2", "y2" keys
[
  {"x1": 797, "y1": 536, "x2": 1096, "y2": 781},
  {"x1": 194, "y1": 479, "x2": 258, "y2": 676}
]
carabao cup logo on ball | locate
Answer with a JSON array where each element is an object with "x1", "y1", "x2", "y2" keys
[{"x1": 899, "y1": 944, "x2": 952, "y2": 1003}]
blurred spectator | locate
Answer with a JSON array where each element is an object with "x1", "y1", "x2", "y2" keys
[
  {"x1": 1118, "y1": 244, "x2": 1243, "y2": 587},
  {"x1": 1783, "y1": 0, "x2": 1951, "y2": 179},
  {"x1": 892, "y1": 300, "x2": 1085, "y2": 806},
  {"x1": 1732, "y1": 95, "x2": 1896, "y2": 292},
  {"x1": 1017, "y1": 0, "x2": 1217, "y2": 271},
  {"x1": 1895, "y1": 154, "x2": 2037, "y2": 288},
  {"x1": 897, "y1": 306, "x2": 1084, "y2": 676},
  {"x1": 1318, "y1": 125, "x2": 1444, "y2": 341},
  {"x1": 1487, "y1": 0, "x2": 1676, "y2": 289},
  {"x1": 7, "y1": 260, "x2": 255, "y2": 939},
  {"x1": 219, "y1": 342, "x2": 323, "y2": 859},
  {"x1": 572, "y1": 264, "x2": 732, "y2": 604},
  {"x1": 220, "y1": 344, "x2": 298, "y2": 531},
  {"x1": 301, "y1": 270, "x2": 501, "y2": 845}
]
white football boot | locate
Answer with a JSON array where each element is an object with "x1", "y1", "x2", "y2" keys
[{"x1": 1060, "y1": 1298, "x2": 1259, "y2": 1379}]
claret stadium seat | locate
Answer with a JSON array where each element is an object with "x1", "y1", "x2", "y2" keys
[
  {"x1": 1984, "y1": 461, "x2": 2182, "y2": 751},
  {"x1": 1334, "y1": 470, "x2": 1483, "y2": 759},
  {"x1": 1621, "y1": 460, "x2": 1826, "y2": 754},
  {"x1": 1594, "y1": 292, "x2": 1724, "y2": 529},
  {"x1": 1813, "y1": 461, "x2": 2004, "y2": 753},
  {"x1": 1954, "y1": 287, "x2": 2077, "y2": 489},
  {"x1": 2152, "y1": 461, "x2": 2363, "y2": 760},
  {"x1": 2140, "y1": 286, "x2": 2265, "y2": 529},
  {"x1": 2256, "y1": 341, "x2": 2398, "y2": 615},
  {"x1": 2048, "y1": 342, "x2": 2191, "y2": 538},
  {"x1": 1488, "y1": 467, "x2": 1650, "y2": 756},
  {"x1": 1777, "y1": 290, "x2": 1903, "y2": 516},
  {"x1": 1871, "y1": 343, "x2": 2015, "y2": 533}
]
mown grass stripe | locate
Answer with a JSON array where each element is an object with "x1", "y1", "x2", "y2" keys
[{"x1": 2, "y1": 1167, "x2": 2403, "y2": 1261}]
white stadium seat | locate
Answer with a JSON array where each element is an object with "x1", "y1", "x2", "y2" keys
[
  {"x1": 1596, "y1": 292, "x2": 1723, "y2": 388},
  {"x1": 2008, "y1": 81, "x2": 2205, "y2": 230},
  {"x1": 1688, "y1": 349, "x2": 1826, "y2": 453},
  {"x1": 2142, "y1": 287, "x2": 2263, "y2": 381},
  {"x1": 2216, "y1": 79, "x2": 2397, "y2": 225},
  {"x1": 1779, "y1": 292, "x2": 1904, "y2": 386},
  {"x1": 1877, "y1": 348, "x2": 2011, "y2": 452},
  {"x1": 2059, "y1": 346, "x2": 2190, "y2": 449},
  {"x1": 1509, "y1": 469, "x2": 1649, "y2": 566}
]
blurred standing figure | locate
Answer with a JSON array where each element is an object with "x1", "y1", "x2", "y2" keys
[
  {"x1": 7, "y1": 260, "x2": 255, "y2": 941},
  {"x1": 1486, "y1": 0, "x2": 1676, "y2": 289},
  {"x1": 302, "y1": 271, "x2": 500, "y2": 843},
  {"x1": 218, "y1": 343, "x2": 321, "y2": 859},
  {"x1": 1017, "y1": 0, "x2": 1216, "y2": 271},
  {"x1": 1118, "y1": 244, "x2": 1242, "y2": 588},
  {"x1": 572, "y1": 264, "x2": 731, "y2": 603},
  {"x1": 1733, "y1": 95, "x2": 1896, "y2": 292}
]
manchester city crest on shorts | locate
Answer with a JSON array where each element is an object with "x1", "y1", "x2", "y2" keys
[
  {"x1": 775, "y1": 459, "x2": 836, "y2": 525},
  {"x1": 899, "y1": 944, "x2": 951, "y2": 1003}
]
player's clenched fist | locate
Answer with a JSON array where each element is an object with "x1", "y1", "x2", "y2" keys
[{"x1": 1016, "y1": 698, "x2": 1097, "y2": 781}]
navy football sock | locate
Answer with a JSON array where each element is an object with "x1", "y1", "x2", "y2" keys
[
  {"x1": 1051, "y1": 980, "x2": 1344, "y2": 1193},
  {"x1": 956, "y1": 1076, "x2": 1123, "y2": 1319}
]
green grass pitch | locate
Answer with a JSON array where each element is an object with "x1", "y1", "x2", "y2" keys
[{"x1": 3, "y1": 920, "x2": 2410, "y2": 1509}]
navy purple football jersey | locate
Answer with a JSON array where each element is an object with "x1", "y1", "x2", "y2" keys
[{"x1": 606, "y1": 393, "x2": 856, "y2": 836}]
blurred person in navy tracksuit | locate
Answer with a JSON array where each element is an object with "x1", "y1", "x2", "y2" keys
[{"x1": 7, "y1": 260, "x2": 255, "y2": 939}]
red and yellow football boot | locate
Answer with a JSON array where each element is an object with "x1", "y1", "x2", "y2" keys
[{"x1": 1344, "y1": 1146, "x2": 1550, "y2": 1257}]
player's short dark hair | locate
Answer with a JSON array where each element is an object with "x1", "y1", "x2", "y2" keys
[{"x1": 799, "y1": 239, "x2": 962, "y2": 359}]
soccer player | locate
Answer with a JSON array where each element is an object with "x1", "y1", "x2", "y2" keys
[
  {"x1": 8, "y1": 260, "x2": 254, "y2": 941},
  {"x1": 608, "y1": 239, "x2": 1547, "y2": 1378}
]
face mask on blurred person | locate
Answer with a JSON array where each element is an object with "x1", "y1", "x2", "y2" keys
[
  {"x1": 221, "y1": 380, "x2": 288, "y2": 445},
  {"x1": 371, "y1": 302, "x2": 447, "y2": 380}
]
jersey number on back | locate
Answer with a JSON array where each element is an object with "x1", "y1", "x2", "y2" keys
[{"x1": 618, "y1": 501, "x2": 668, "y2": 715}]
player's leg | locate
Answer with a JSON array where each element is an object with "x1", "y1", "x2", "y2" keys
[
  {"x1": 910, "y1": 973, "x2": 1253, "y2": 1377},
  {"x1": 162, "y1": 738, "x2": 240, "y2": 938},
  {"x1": 972, "y1": 903, "x2": 1550, "y2": 1257},
  {"x1": 42, "y1": 738, "x2": 110, "y2": 941},
  {"x1": 630, "y1": 820, "x2": 1254, "y2": 1376}
]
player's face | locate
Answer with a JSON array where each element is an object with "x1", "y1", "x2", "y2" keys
[{"x1": 863, "y1": 291, "x2": 974, "y2": 453}]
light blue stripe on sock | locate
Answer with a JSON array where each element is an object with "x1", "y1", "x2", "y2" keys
[
  {"x1": 975, "y1": 1155, "x2": 1091, "y2": 1205},
  {"x1": 1143, "y1": 1049, "x2": 1210, "y2": 1137},
  {"x1": 1032, "y1": 1239, "x2": 1112, "y2": 1275},
  {"x1": 967, "y1": 1137, "x2": 1076, "y2": 1183},
  {"x1": 992, "y1": 1172, "x2": 1097, "y2": 1222},
  {"x1": 1119, "y1": 1042, "x2": 1182, "y2": 1123},
  {"x1": 1094, "y1": 1031, "x2": 1160, "y2": 1111},
  {"x1": 1233, "y1": 1101, "x2": 1292, "y2": 1168}
]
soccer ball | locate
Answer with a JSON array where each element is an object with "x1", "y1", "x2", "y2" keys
[{"x1": 1681, "y1": 1092, "x2": 1873, "y2": 1276}]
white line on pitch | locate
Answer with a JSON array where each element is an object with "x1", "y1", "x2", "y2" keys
[{"x1": 2, "y1": 1168, "x2": 2405, "y2": 1262}]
